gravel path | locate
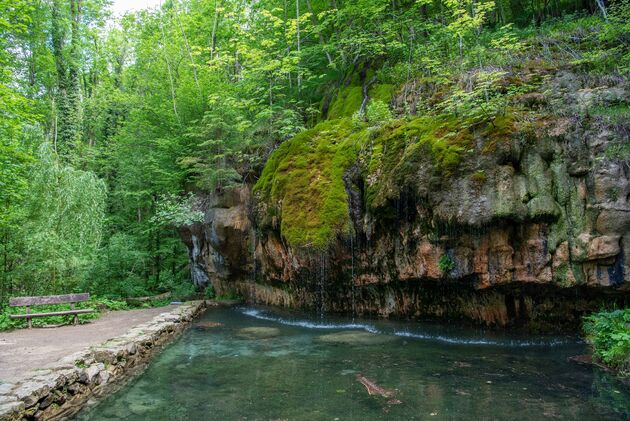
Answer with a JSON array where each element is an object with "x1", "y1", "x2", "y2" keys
[{"x1": 0, "y1": 306, "x2": 178, "y2": 384}]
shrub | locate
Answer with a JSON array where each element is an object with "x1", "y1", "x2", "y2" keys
[
  {"x1": 583, "y1": 308, "x2": 630, "y2": 375},
  {"x1": 203, "y1": 285, "x2": 216, "y2": 299},
  {"x1": 170, "y1": 281, "x2": 198, "y2": 301},
  {"x1": 365, "y1": 100, "x2": 393, "y2": 126},
  {"x1": 438, "y1": 254, "x2": 455, "y2": 273}
]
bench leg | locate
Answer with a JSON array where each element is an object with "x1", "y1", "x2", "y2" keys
[
  {"x1": 26, "y1": 306, "x2": 32, "y2": 329},
  {"x1": 71, "y1": 303, "x2": 78, "y2": 325}
]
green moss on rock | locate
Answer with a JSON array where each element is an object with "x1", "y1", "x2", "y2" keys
[
  {"x1": 370, "y1": 84, "x2": 396, "y2": 104},
  {"x1": 364, "y1": 115, "x2": 473, "y2": 210},
  {"x1": 254, "y1": 119, "x2": 365, "y2": 249},
  {"x1": 327, "y1": 87, "x2": 364, "y2": 120},
  {"x1": 255, "y1": 110, "x2": 523, "y2": 249},
  {"x1": 327, "y1": 84, "x2": 395, "y2": 121}
]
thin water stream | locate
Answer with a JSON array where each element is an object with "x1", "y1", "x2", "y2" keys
[{"x1": 76, "y1": 306, "x2": 630, "y2": 420}]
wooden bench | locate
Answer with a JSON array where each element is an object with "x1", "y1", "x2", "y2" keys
[{"x1": 9, "y1": 293, "x2": 95, "y2": 328}]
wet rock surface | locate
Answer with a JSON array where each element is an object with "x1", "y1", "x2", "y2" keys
[
  {"x1": 0, "y1": 302, "x2": 205, "y2": 421},
  {"x1": 317, "y1": 331, "x2": 397, "y2": 346},
  {"x1": 237, "y1": 327, "x2": 281, "y2": 339},
  {"x1": 180, "y1": 74, "x2": 630, "y2": 330}
]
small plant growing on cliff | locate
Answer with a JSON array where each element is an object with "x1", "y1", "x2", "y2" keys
[
  {"x1": 354, "y1": 100, "x2": 393, "y2": 128},
  {"x1": 438, "y1": 254, "x2": 455, "y2": 274},
  {"x1": 152, "y1": 193, "x2": 204, "y2": 227},
  {"x1": 471, "y1": 170, "x2": 487, "y2": 187},
  {"x1": 365, "y1": 100, "x2": 393, "y2": 126}
]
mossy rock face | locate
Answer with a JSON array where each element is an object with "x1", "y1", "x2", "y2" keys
[
  {"x1": 364, "y1": 115, "x2": 475, "y2": 211},
  {"x1": 327, "y1": 84, "x2": 395, "y2": 120},
  {"x1": 317, "y1": 331, "x2": 397, "y2": 345},
  {"x1": 237, "y1": 327, "x2": 281, "y2": 339},
  {"x1": 254, "y1": 112, "x2": 522, "y2": 248},
  {"x1": 527, "y1": 195, "x2": 562, "y2": 221},
  {"x1": 254, "y1": 119, "x2": 365, "y2": 249},
  {"x1": 370, "y1": 84, "x2": 396, "y2": 104},
  {"x1": 328, "y1": 87, "x2": 364, "y2": 120}
]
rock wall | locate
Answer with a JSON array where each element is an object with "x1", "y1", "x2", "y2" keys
[
  {"x1": 181, "y1": 71, "x2": 630, "y2": 331},
  {"x1": 0, "y1": 302, "x2": 205, "y2": 421}
]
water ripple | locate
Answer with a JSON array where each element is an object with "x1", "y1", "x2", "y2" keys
[{"x1": 239, "y1": 307, "x2": 578, "y2": 348}]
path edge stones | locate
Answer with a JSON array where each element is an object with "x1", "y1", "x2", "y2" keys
[{"x1": 0, "y1": 301, "x2": 206, "y2": 421}]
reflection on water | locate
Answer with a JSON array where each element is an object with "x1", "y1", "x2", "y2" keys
[{"x1": 76, "y1": 306, "x2": 630, "y2": 420}]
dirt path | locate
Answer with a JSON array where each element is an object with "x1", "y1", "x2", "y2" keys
[{"x1": 0, "y1": 306, "x2": 178, "y2": 384}]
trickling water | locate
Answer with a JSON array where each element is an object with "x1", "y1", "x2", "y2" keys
[
  {"x1": 250, "y1": 227, "x2": 257, "y2": 282},
  {"x1": 318, "y1": 252, "x2": 326, "y2": 319},
  {"x1": 350, "y1": 235, "x2": 356, "y2": 321},
  {"x1": 75, "y1": 306, "x2": 630, "y2": 421}
]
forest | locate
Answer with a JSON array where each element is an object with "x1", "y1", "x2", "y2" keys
[
  {"x1": 0, "y1": 0, "x2": 629, "y2": 419},
  {"x1": 1, "y1": 0, "x2": 629, "y2": 368}
]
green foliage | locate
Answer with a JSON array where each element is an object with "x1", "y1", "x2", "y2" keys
[
  {"x1": 152, "y1": 193, "x2": 204, "y2": 227},
  {"x1": 364, "y1": 100, "x2": 393, "y2": 127},
  {"x1": 169, "y1": 281, "x2": 197, "y2": 302},
  {"x1": 82, "y1": 233, "x2": 149, "y2": 298},
  {"x1": 438, "y1": 254, "x2": 456, "y2": 273},
  {"x1": 1, "y1": 143, "x2": 106, "y2": 302},
  {"x1": 583, "y1": 309, "x2": 630, "y2": 375},
  {"x1": 203, "y1": 285, "x2": 216, "y2": 299},
  {"x1": 128, "y1": 299, "x2": 172, "y2": 309},
  {"x1": 89, "y1": 297, "x2": 129, "y2": 311},
  {"x1": 0, "y1": 296, "x2": 127, "y2": 331}
]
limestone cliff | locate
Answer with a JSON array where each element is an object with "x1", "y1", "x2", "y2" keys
[{"x1": 180, "y1": 69, "x2": 630, "y2": 331}]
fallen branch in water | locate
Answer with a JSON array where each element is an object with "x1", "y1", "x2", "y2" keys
[{"x1": 356, "y1": 374, "x2": 398, "y2": 399}]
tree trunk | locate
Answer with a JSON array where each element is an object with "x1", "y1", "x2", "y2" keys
[
  {"x1": 305, "y1": 0, "x2": 333, "y2": 66},
  {"x1": 159, "y1": 10, "x2": 181, "y2": 124},
  {"x1": 174, "y1": 3, "x2": 201, "y2": 93},
  {"x1": 296, "y1": 0, "x2": 302, "y2": 97},
  {"x1": 210, "y1": 0, "x2": 220, "y2": 60}
]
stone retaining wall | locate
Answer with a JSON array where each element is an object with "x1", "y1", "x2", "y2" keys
[{"x1": 0, "y1": 301, "x2": 206, "y2": 421}]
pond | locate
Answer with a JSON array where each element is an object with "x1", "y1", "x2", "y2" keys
[{"x1": 76, "y1": 306, "x2": 630, "y2": 420}]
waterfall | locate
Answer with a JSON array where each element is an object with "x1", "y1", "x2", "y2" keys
[
  {"x1": 190, "y1": 234, "x2": 209, "y2": 288},
  {"x1": 250, "y1": 227, "x2": 257, "y2": 283},
  {"x1": 350, "y1": 235, "x2": 356, "y2": 321},
  {"x1": 318, "y1": 251, "x2": 327, "y2": 319}
]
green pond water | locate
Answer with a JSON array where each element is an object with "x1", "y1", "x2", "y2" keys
[{"x1": 76, "y1": 306, "x2": 630, "y2": 420}]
